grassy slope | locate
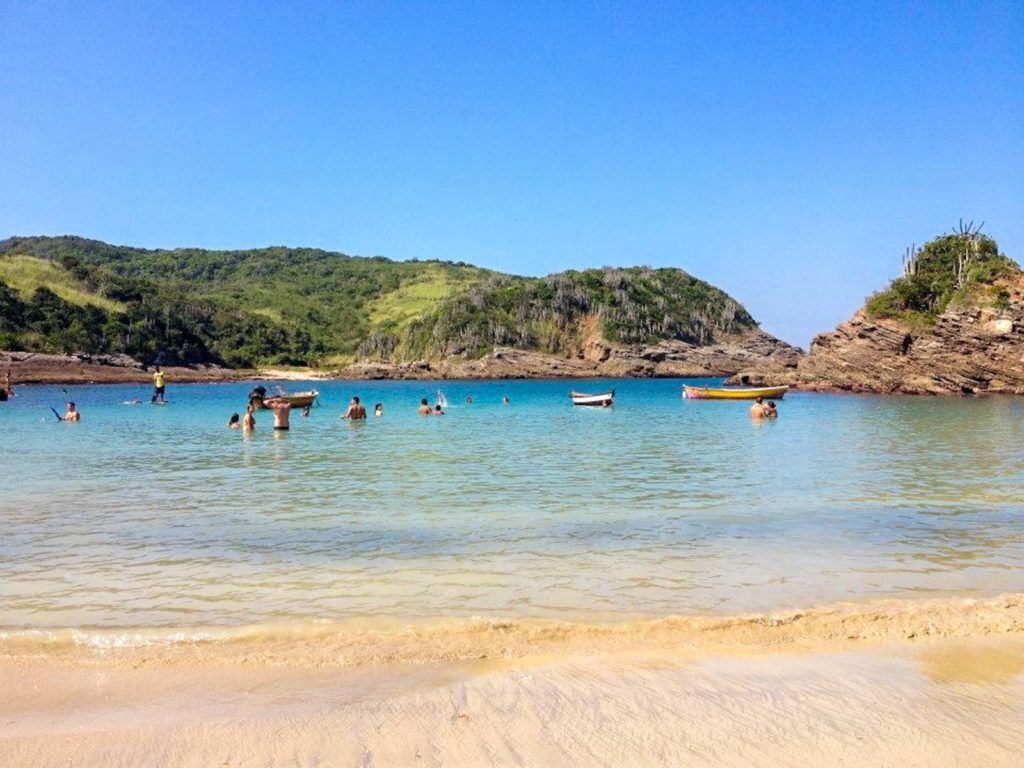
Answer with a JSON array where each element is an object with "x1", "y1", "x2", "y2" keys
[
  {"x1": 0, "y1": 254, "x2": 125, "y2": 314},
  {"x1": 368, "y1": 264, "x2": 487, "y2": 331}
]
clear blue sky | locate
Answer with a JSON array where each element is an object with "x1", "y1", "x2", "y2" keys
[{"x1": 2, "y1": 1, "x2": 1021, "y2": 345}]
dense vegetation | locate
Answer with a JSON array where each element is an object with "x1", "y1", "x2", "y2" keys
[
  {"x1": 0, "y1": 235, "x2": 761, "y2": 367},
  {"x1": 865, "y1": 233, "x2": 1017, "y2": 325},
  {"x1": 366, "y1": 268, "x2": 756, "y2": 360}
]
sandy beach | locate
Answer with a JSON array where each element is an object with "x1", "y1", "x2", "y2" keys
[{"x1": 3, "y1": 596, "x2": 1023, "y2": 767}]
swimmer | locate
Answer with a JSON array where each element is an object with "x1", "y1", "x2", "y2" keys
[
  {"x1": 502, "y1": 396, "x2": 510, "y2": 405},
  {"x1": 466, "y1": 396, "x2": 473, "y2": 404},
  {"x1": 64, "y1": 401, "x2": 81, "y2": 422},
  {"x1": 766, "y1": 401, "x2": 779, "y2": 419},
  {"x1": 228, "y1": 413, "x2": 241, "y2": 429},
  {"x1": 374, "y1": 403, "x2": 383, "y2": 417},
  {"x1": 342, "y1": 395, "x2": 367, "y2": 420},
  {"x1": 302, "y1": 405, "x2": 311, "y2": 417},
  {"x1": 418, "y1": 398, "x2": 432, "y2": 415},
  {"x1": 434, "y1": 403, "x2": 444, "y2": 416}
]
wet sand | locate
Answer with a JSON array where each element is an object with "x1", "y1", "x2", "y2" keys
[{"x1": 3, "y1": 598, "x2": 1023, "y2": 767}]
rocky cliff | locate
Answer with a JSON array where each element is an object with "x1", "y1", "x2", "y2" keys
[{"x1": 730, "y1": 269, "x2": 1024, "y2": 395}]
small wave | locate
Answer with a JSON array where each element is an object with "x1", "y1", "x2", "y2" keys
[{"x1": 2, "y1": 594, "x2": 1022, "y2": 668}]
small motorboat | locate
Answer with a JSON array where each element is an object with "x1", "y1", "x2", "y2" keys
[
  {"x1": 252, "y1": 386, "x2": 320, "y2": 409},
  {"x1": 683, "y1": 385, "x2": 789, "y2": 400},
  {"x1": 570, "y1": 389, "x2": 614, "y2": 407},
  {"x1": 279, "y1": 390, "x2": 319, "y2": 408}
]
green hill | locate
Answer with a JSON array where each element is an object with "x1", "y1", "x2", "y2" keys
[
  {"x1": 865, "y1": 231, "x2": 1017, "y2": 326},
  {"x1": 0, "y1": 235, "x2": 762, "y2": 368}
]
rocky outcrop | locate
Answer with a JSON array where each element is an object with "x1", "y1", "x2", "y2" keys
[
  {"x1": 2, "y1": 329, "x2": 801, "y2": 384},
  {"x1": 1, "y1": 351, "x2": 242, "y2": 385},
  {"x1": 728, "y1": 271, "x2": 1024, "y2": 394},
  {"x1": 336, "y1": 329, "x2": 802, "y2": 380}
]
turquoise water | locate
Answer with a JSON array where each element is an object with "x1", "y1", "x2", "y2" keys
[{"x1": 1, "y1": 378, "x2": 1022, "y2": 630}]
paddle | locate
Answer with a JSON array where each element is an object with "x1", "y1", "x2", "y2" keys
[{"x1": 50, "y1": 407, "x2": 63, "y2": 422}]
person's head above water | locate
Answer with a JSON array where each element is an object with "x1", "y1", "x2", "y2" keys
[
  {"x1": 374, "y1": 403, "x2": 383, "y2": 412},
  {"x1": 67, "y1": 401, "x2": 76, "y2": 410},
  {"x1": 755, "y1": 396, "x2": 764, "y2": 404},
  {"x1": 352, "y1": 396, "x2": 360, "y2": 404},
  {"x1": 228, "y1": 413, "x2": 240, "y2": 425},
  {"x1": 421, "y1": 398, "x2": 429, "y2": 406},
  {"x1": 434, "y1": 404, "x2": 443, "y2": 413}
]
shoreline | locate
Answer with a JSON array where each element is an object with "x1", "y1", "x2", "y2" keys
[
  {"x1": 5, "y1": 351, "x2": 1021, "y2": 395},
  {"x1": 3, "y1": 593, "x2": 1021, "y2": 669},
  {"x1": 2, "y1": 344, "x2": 801, "y2": 387}
]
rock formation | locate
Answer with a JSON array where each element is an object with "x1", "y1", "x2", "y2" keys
[
  {"x1": 337, "y1": 328, "x2": 801, "y2": 380},
  {"x1": 729, "y1": 269, "x2": 1024, "y2": 395}
]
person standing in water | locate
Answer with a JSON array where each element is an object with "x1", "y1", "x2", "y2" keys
[
  {"x1": 750, "y1": 396, "x2": 769, "y2": 419},
  {"x1": 374, "y1": 403, "x2": 383, "y2": 417},
  {"x1": 766, "y1": 401, "x2": 779, "y2": 419},
  {"x1": 228, "y1": 413, "x2": 241, "y2": 429},
  {"x1": 151, "y1": 366, "x2": 167, "y2": 403},
  {"x1": 418, "y1": 398, "x2": 432, "y2": 415},
  {"x1": 264, "y1": 397, "x2": 291, "y2": 430},
  {"x1": 64, "y1": 401, "x2": 81, "y2": 421},
  {"x1": 343, "y1": 396, "x2": 367, "y2": 420},
  {"x1": 242, "y1": 403, "x2": 256, "y2": 432}
]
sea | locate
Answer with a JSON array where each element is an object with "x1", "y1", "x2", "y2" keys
[{"x1": 1, "y1": 378, "x2": 1022, "y2": 649}]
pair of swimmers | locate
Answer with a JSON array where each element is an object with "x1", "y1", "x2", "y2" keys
[
  {"x1": 750, "y1": 396, "x2": 779, "y2": 420},
  {"x1": 342, "y1": 396, "x2": 383, "y2": 420},
  {"x1": 418, "y1": 398, "x2": 444, "y2": 415}
]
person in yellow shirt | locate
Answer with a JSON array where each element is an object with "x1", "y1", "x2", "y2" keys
[{"x1": 151, "y1": 366, "x2": 167, "y2": 403}]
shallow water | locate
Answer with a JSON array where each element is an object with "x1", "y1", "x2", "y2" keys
[{"x1": 1, "y1": 378, "x2": 1022, "y2": 631}]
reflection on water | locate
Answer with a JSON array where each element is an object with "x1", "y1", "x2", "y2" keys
[{"x1": 1, "y1": 379, "x2": 1022, "y2": 628}]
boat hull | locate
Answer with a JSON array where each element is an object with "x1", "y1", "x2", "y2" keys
[
  {"x1": 258, "y1": 390, "x2": 319, "y2": 408},
  {"x1": 570, "y1": 390, "x2": 614, "y2": 406},
  {"x1": 683, "y1": 385, "x2": 789, "y2": 400}
]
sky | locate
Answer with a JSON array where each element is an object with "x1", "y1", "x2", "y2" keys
[{"x1": 1, "y1": 1, "x2": 1021, "y2": 346}]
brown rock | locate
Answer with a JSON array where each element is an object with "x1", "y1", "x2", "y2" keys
[{"x1": 729, "y1": 271, "x2": 1024, "y2": 395}]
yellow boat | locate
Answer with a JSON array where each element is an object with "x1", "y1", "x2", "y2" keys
[{"x1": 683, "y1": 385, "x2": 789, "y2": 400}]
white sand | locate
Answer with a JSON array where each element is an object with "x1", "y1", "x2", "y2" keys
[{"x1": 3, "y1": 636, "x2": 1023, "y2": 767}]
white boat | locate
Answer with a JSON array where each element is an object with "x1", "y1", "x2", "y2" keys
[{"x1": 570, "y1": 389, "x2": 614, "y2": 407}]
